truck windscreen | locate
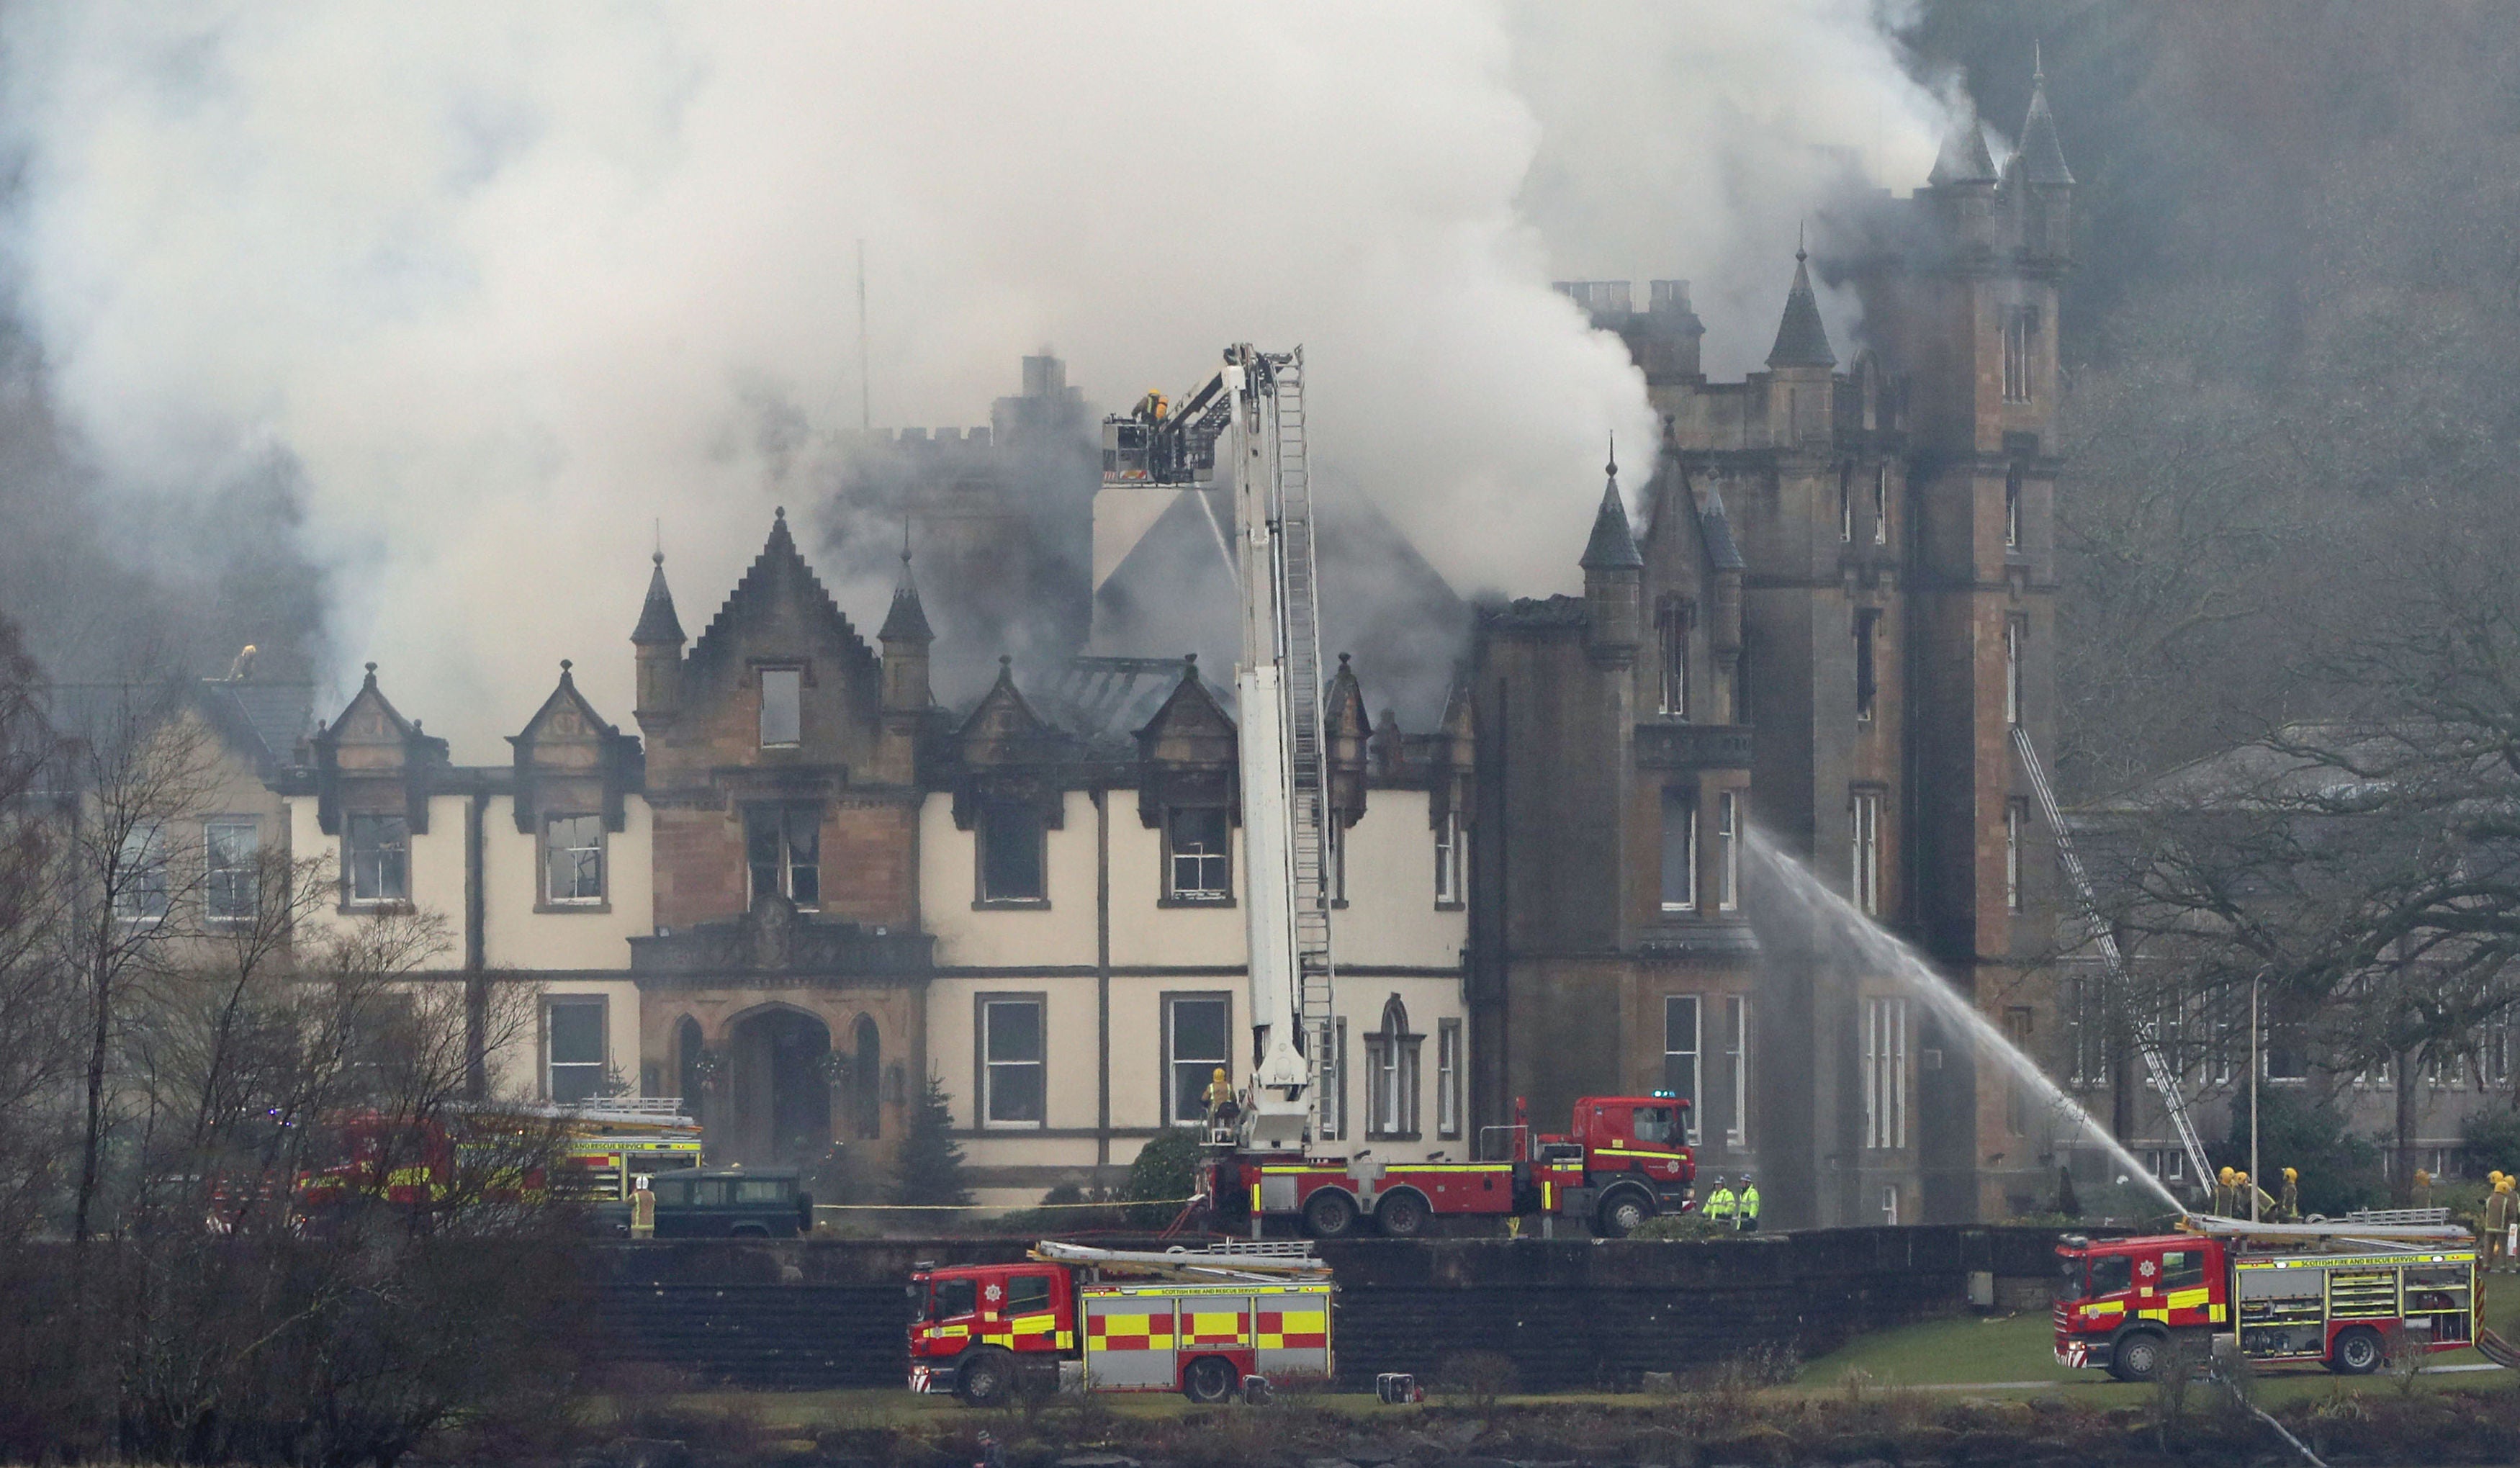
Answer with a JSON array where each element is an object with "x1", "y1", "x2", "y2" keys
[
  {"x1": 1630, "y1": 1106, "x2": 1681, "y2": 1144},
  {"x1": 929, "y1": 1277, "x2": 976, "y2": 1321}
]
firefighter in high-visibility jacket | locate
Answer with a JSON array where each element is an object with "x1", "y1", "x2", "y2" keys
[
  {"x1": 1736, "y1": 1176, "x2": 1761, "y2": 1233},
  {"x1": 2277, "y1": 1166, "x2": 2300, "y2": 1223},
  {"x1": 2485, "y1": 1175, "x2": 2518, "y2": 1273},
  {"x1": 1704, "y1": 1178, "x2": 1737, "y2": 1227},
  {"x1": 2214, "y1": 1166, "x2": 2239, "y2": 1216}
]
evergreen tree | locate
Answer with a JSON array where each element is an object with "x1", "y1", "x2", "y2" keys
[
  {"x1": 894, "y1": 1071, "x2": 973, "y2": 1208},
  {"x1": 1124, "y1": 1126, "x2": 1203, "y2": 1228}
]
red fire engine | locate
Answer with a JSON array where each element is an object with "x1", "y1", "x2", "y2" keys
[
  {"x1": 2054, "y1": 1214, "x2": 2480, "y2": 1381},
  {"x1": 1200, "y1": 1093, "x2": 1696, "y2": 1239},
  {"x1": 909, "y1": 1239, "x2": 1333, "y2": 1405}
]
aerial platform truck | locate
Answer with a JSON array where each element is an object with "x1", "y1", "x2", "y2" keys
[
  {"x1": 909, "y1": 1239, "x2": 1333, "y2": 1405},
  {"x1": 1107, "y1": 348, "x2": 1699, "y2": 1240},
  {"x1": 2053, "y1": 1212, "x2": 2508, "y2": 1381}
]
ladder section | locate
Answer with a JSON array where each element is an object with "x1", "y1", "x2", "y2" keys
[
  {"x1": 2012, "y1": 724, "x2": 2212, "y2": 1197},
  {"x1": 1269, "y1": 350, "x2": 1335, "y2": 1048}
]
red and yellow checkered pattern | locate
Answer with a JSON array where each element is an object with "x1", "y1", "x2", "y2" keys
[
  {"x1": 1086, "y1": 1310, "x2": 1176, "y2": 1351},
  {"x1": 1179, "y1": 1310, "x2": 1248, "y2": 1347},
  {"x1": 1256, "y1": 1308, "x2": 1328, "y2": 1350}
]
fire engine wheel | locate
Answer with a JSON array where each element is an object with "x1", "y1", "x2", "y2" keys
[
  {"x1": 2107, "y1": 1328, "x2": 2168, "y2": 1384},
  {"x1": 1182, "y1": 1354, "x2": 1239, "y2": 1404},
  {"x1": 1374, "y1": 1189, "x2": 1431, "y2": 1238},
  {"x1": 2329, "y1": 1325, "x2": 2385, "y2": 1376},
  {"x1": 1595, "y1": 1188, "x2": 1655, "y2": 1238},
  {"x1": 1303, "y1": 1189, "x2": 1359, "y2": 1239},
  {"x1": 955, "y1": 1348, "x2": 1016, "y2": 1407}
]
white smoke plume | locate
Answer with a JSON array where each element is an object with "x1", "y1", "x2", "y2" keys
[{"x1": 0, "y1": 3, "x2": 1944, "y2": 753}]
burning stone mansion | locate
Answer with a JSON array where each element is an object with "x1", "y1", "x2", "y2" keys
[{"x1": 138, "y1": 65, "x2": 2100, "y2": 1226}]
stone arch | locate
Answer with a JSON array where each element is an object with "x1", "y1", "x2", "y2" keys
[
  {"x1": 722, "y1": 1002, "x2": 833, "y2": 1166},
  {"x1": 848, "y1": 1013, "x2": 883, "y2": 1141}
]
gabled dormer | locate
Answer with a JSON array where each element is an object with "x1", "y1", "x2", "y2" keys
[
  {"x1": 1133, "y1": 655, "x2": 1238, "y2": 829},
  {"x1": 947, "y1": 657, "x2": 1073, "y2": 834},
  {"x1": 509, "y1": 659, "x2": 643, "y2": 835},
  {"x1": 1326, "y1": 653, "x2": 1370, "y2": 827},
  {"x1": 308, "y1": 662, "x2": 449, "y2": 837}
]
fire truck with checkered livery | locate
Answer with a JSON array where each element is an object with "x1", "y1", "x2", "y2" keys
[
  {"x1": 909, "y1": 1240, "x2": 1333, "y2": 1405},
  {"x1": 2053, "y1": 1213, "x2": 2483, "y2": 1382},
  {"x1": 1113, "y1": 346, "x2": 1693, "y2": 1240}
]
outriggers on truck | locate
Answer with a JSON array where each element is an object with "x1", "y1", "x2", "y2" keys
[
  {"x1": 909, "y1": 1239, "x2": 1333, "y2": 1405},
  {"x1": 2053, "y1": 1212, "x2": 2482, "y2": 1381}
]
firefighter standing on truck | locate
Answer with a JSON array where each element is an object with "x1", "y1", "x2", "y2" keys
[
  {"x1": 2215, "y1": 1166, "x2": 2238, "y2": 1215},
  {"x1": 1737, "y1": 1175, "x2": 1760, "y2": 1233},
  {"x1": 1704, "y1": 1176, "x2": 1737, "y2": 1228},
  {"x1": 2278, "y1": 1166, "x2": 2300, "y2": 1223},
  {"x1": 2486, "y1": 1174, "x2": 2517, "y2": 1272}
]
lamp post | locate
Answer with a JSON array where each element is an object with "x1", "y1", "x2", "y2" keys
[{"x1": 2249, "y1": 971, "x2": 2262, "y2": 1222}]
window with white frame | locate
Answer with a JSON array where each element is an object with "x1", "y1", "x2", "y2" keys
[
  {"x1": 2069, "y1": 971, "x2": 2108, "y2": 1086},
  {"x1": 2488, "y1": 1012, "x2": 2513, "y2": 1088},
  {"x1": 981, "y1": 996, "x2": 1047, "y2": 1126},
  {"x1": 344, "y1": 814, "x2": 408, "y2": 904},
  {"x1": 2004, "y1": 798, "x2": 2026, "y2": 912},
  {"x1": 204, "y1": 819, "x2": 258, "y2": 922},
  {"x1": 545, "y1": 814, "x2": 605, "y2": 905},
  {"x1": 1433, "y1": 809, "x2": 1463, "y2": 906},
  {"x1": 546, "y1": 996, "x2": 607, "y2": 1103},
  {"x1": 1850, "y1": 790, "x2": 1881, "y2": 915},
  {"x1": 2004, "y1": 464, "x2": 2022, "y2": 550},
  {"x1": 1318, "y1": 1017, "x2": 1349, "y2": 1142},
  {"x1": 1166, "y1": 807, "x2": 1231, "y2": 901},
  {"x1": 1657, "y1": 598, "x2": 1690, "y2": 719},
  {"x1": 2265, "y1": 1024, "x2": 2310, "y2": 1084},
  {"x1": 745, "y1": 803, "x2": 820, "y2": 909},
  {"x1": 2004, "y1": 616, "x2": 2025, "y2": 727},
  {"x1": 1717, "y1": 791, "x2": 1740, "y2": 911},
  {"x1": 1364, "y1": 998, "x2": 1420, "y2": 1138},
  {"x1": 758, "y1": 667, "x2": 802, "y2": 747},
  {"x1": 1164, "y1": 994, "x2": 1231, "y2": 1125},
  {"x1": 1724, "y1": 994, "x2": 1750, "y2": 1147},
  {"x1": 114, "y1": 823, "x2": 169, "y2": 922},
  {"x1": 1660, "y1": 789, "x2": 1696, "y2": 914},
  {"x1": 2002, "y1": 306, "x2": 2037, "y2": 404},
  {"x1": 1872, "y1": 463, "x2": 1889, "y2": 545},
  {"x1": 1664, "y1": 995, "x2": 1701, "y2": 1142},
  {"x1": 1863, "y1": 996, "x2": 1909, "y2": 1150},
  {"x1": 1837, "y1": 464, "x2": 1854, "y2": 544},
  {"x1": 1437, "y1": 1019, "x2": 1462, "y2": 1138},
  {"x1": 2354, "y1": 1055, "x2": 2391, "y2": 1089}
]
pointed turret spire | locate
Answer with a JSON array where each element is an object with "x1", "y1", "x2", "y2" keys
[
  {"x1": 2015, "y1": 44, "x2": 2074, "y2": 186},
  {"x1": 1580, "y1": 441, "x2": 1642, "y2": 571},
  {"x1": 1766, "y1": 243, "x2": 1837, "y2": 370},
  {"x1": 1927, "y1": 104, "x2": 1999, "y2": 187},
  {"x1": 878, "y1": 528, "x2": 933, "y2": 644},
  {"x1": 632, "y1": 551, "x2": 685, "y2": 646}
]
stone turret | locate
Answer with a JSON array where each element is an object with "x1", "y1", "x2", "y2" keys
[
  {"x1": 1581, "y1": 449, "x2": 1642, "y2": 667},
  {"x1": 631, "y1": 551, "x2": 685, "y2": 729},
  {"x1": 2006, "y1": 49, "x2": 2074, "y2": 264},
  {"x1": 878, "y1": 544, "x2": 934, "y2": 714}
]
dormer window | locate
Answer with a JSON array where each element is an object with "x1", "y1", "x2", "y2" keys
[
  {"x1": 758, "y1": 667, "x2": 802, "y2": 747},
  {"x1": 544, "y1": 814, "x2": 606, "y2": 906},
  {"x1": 345, "y1": 814, "x2": 409, "y2": 905}
]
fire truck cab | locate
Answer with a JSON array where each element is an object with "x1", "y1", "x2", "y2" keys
[
  {"x1": 1202, "y1": 1094, "x2": 1694, "y2": 1239},
  {"x1": 2055, "y1": 1219, "x2": 2478, "y2": 1381},
  {"x1": 908, "y1": 1240, "x2": 1332, "y2": 1406}
]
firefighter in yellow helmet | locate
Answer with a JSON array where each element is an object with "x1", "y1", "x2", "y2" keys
[
  {"x1": 2215, "y1": 1166, "x2": 2239, "y2": 1217},
  {"x1": 2278, "y1": 1166, "x2": 2300, "y2": 1223},
  {"x1": 2486, "y1": 1176, "x2": 2519, "y2": 1273},
  {"x1": 2414, "y1": 1168, "x2": 2435, "y2": 1211},
  {"x1": 1202, "y1": 1067, "x2": 1237, "y2": 1129}
]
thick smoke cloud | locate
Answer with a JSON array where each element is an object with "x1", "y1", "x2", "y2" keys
[{"x1": 0, "y1": 4, "x2": 1944, "y2": 754}]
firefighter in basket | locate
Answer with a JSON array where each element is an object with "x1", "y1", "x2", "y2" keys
[{"x1": 1203, "y1": 1067, "x2": 1240, "y2": 1133}]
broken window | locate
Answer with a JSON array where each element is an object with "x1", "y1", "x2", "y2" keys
[
  {"x1": 2002, "y1": 306, "x2": 2038, "y2": 404},
  {"x1": 1837, "y1": 463, "x2": 1854, "y2": 543},
  {"x1": 1863, "y1": 996, "x2": 1908, "y2": 1150},
  {"x1": 205, "y1": 819, "x2": 258, "y2": 922},
  {"x1": 2004, "y1": 464, "x2": 2022, "y2": 550},
  {"x1": 546, "y1": 996, "x2": 607, "y2": 1104},
  {"x1": 1717, "y1": 791, "x2": 1741, "y2": 912},
  {"x1": 1660, "y1": 788, "x2": 1696, "y2": 913},
  {"x1": 745, "y1": 803, "x2": 820, "y2": 909},
  {"x1": 1850, "y1": 790, "x2": 1881, "y2": 915},
  {"x1": 978, "y1": 806, "x2": 1046, "y2": 904},
  {"x1": 758, "y1": 667, "x2": 802, "y2": 747},
  {"x1": 546, "y1": 814, "x2": 605, "y2": 904},
  {"x1": 1663, "y1": 994, "x2": 1700, "y2": 1138},
  {"x1": 1855, "y1": 608, "x2": 1880, "y2": 723},
  {"x1": 345, "y1": 814, "x2": 408, "y2": 904},
  {"x1": 1166, "y1": 807, "x2": 1230, "y2": 900},
  {"x1": 1657, "y1": 599, "x2": 1690, "y2": 719},
  {"x1": 981, "y1": 996, "x2": 1046, "y2": 1125},
  {"x1": 1872, "y1": 464, "x2": 1889, "y2": 545}
]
